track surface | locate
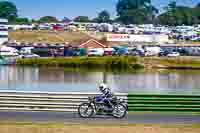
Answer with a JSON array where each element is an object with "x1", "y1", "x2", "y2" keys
[{"x1": 0, "y1": 111, "x2": 200, "y2": 124}]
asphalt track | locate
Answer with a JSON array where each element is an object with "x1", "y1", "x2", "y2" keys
[{"x1": 0, "y1": 111, "x2": 200, "y2": 124}]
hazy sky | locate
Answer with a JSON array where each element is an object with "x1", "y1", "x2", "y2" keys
[{"x1": 6, "y1": 0, "x2": 200, "y2": 19}]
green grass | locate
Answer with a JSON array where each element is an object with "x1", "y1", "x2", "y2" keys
[
  {"x1": 16, "y1": 56, "x2": 200, "y2": 70},
  {"x1": 0, "y1": 122, "x2": 199, "y2": 133},
  {"x1": 16, "y1": 56, "x2": 144, "y2": 70},
  {"x1": 9, "y1": 30, "x2": 91, "y2": 43},
  {"x1": 140, "y1": 57, "x2": 200, "y2": 69}
]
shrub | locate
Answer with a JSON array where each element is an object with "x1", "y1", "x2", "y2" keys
[{"x1": 16, "y1": 56, "x2": 141, "y2": 70}]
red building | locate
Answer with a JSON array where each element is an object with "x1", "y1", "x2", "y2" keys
[{"x1": 79, "y1": 39, "x2": 107, "y2": 49}]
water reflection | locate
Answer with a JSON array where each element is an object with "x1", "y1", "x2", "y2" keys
[{"x1": 0, "y1": 66, "x2": 200, "y2": 94}]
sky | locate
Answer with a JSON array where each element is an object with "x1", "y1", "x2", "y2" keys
[{"x1": 5, "y1": 0, "x2": 200, "y2": 20}]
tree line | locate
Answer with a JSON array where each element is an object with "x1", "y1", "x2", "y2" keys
[
  {"x1": 0, "y1": 0, "x2": 200, "y2": 26},
  {"x1": 0, "y1": 1, "x2": 111, "y2": 24}
]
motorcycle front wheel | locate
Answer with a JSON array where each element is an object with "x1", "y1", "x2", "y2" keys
[
  {"x1": 78, "y1": 103, "x2": 94, "y2": 118},
  {"x1": 112, "y1": 103, "x2": 127, "y2": 119}
]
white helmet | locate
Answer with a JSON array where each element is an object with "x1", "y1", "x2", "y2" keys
[{"x1": 99, "y1": 83, "x2": 108, "y2": 94}]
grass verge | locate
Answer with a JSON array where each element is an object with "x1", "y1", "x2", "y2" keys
[
  {"x1": 0, "y1": 122, "x2": 199, "y2": 133},
  {"x1": 16, "y1": 56, "x2": 200, "y2": 70},
  {"x1": 141, "y1": 57, "x2": 200, "y2": 69},
  {"x1": 16, "y1": 56, "x2": 144, "y2": 70},
  {"x1": 9, "y1": 30, "x2": 91, "y2": 43}
]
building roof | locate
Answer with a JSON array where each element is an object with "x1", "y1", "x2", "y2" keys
[
  {"x1": 79, "y1": 39, "x2": 107, "y2": 48},
  {"x1": 68, "y1": 38, "x2": 107, "y2": 48}
]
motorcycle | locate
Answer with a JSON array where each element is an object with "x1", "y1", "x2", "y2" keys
[{"x1": 78, "y1": 96, "x2": 127, "y2": 119}]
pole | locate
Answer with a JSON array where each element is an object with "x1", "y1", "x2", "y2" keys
[
  {"x1": 8, "y1": 67, "x2": 10, "y2": 90},
  {"x1": 103, "y1": 71, "x2": 107, "y2": 84}
]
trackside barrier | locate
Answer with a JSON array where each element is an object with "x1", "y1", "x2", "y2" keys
[
  {"x1": 1, "y1": 91, "x2": 199, "y2": 113},
  {"x1": 0, "y1": 91, "x2": 127, "y2": 112},
  {"x1": 128, "y1": 94, "x2": 200, "y2": 112}
]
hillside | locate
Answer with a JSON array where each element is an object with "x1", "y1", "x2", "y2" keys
[{"x1": 9, "y1": 30, "x2": 92, "y2": 44}]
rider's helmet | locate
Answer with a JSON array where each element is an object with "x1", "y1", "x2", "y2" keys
[{"x1": 99, "y1": 83, "x2": 109, "y2": 94}]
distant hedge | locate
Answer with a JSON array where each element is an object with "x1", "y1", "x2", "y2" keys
[
  {"x1": 17, "y1": 57, "x2": 200, "y2": 70},
  {"x1": 16, "y1": 56, "x2": 144, "y2": 69}
]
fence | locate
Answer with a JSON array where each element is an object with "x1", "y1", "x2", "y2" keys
[
  {"x1": 0, "y1": 91, "x2": 200, "y2": 113},
  {"x1": 0, "y1": 91, "x2": 127, "y2": 112},
  {"x1": 128, "y1": 94, "x2": 200, "y2": 112}
]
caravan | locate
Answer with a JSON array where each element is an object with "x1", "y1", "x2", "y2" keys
[
  {"x1": 144, "y1": 46, "x2": 161, "y2": 56},
  {"x1": 0, "y1": 46, "x2": 19, "y2": 57},
  {"x1": 88, "y1": 48, "x2": 104, "y2": 56},
  {"x1": 0, "y1": 19, "x2": 8, "y2": 45}
]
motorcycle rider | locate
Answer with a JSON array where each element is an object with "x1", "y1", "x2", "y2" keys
[{"x1": 99, "y1": 83, "x2": 113, "y2": 111}]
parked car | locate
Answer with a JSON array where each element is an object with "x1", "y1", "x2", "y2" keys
[
  {"x1": 19, "y1": 53, "x2": 40, "y2": 58},
  {"x1": 113, "y1": 47, "x2": 129, "y2": 56},
  {"x1": 159, "y1": 50, "x2": 170, "y2": 57},
  {"x1": 177, "y1": 48, "x2": 187, "y2": 56},
  {"x1": 130, "y1": 49, "x2": 145, "y2": 56},
  {"x1": 0, "y1": 46, "x2": 19, "y2": 57},
  {"x1": 88, "y1": 48, "x2": 104, "y2": 56},
  {"x1": 144, "y1": 47, "x2": 161, "y2": 56},
  {"x1": 104, "y1": 48, "x2": 115, "y2": 56},
  {"x1": 167, "y1": 52, "x2": 180, "y2": 57},
  {"x1": 20, "y1": 47, "x2": 34, "y2": 54},
  {"x1": 190, "y1": 37, "x2": 200, "y2": 41}
]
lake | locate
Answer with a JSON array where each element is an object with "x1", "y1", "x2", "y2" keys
[{"x1": 0, "y1": 66, "x2": 200, "y2": 95}]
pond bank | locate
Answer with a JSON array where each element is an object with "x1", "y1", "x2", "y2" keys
[
  {"x1": 141, "y1": 57, "x2": 200, "y2": 69},
  {"x1": 16, "y1": 56, "x2": 200, "y2": 70},
  {"x1": 16, "y1": 57, "x2": 143, "y2": 70}
]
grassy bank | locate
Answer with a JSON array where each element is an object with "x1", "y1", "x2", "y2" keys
[
  {"x1": 141, "y1": 57, "x2": 200, "y2": 69},
  {"x1": 16, "y1": 56, "x2": 200, "y2": 70},
  {"x1": 9, "y1": 30, "x2": 91, "y2": 43},
  {"x1": 0, "y1": 122, "x2": 199, "y2": 133},
  {"x1": 16, "y1": 56, "x2": 143, "y2": 70}
]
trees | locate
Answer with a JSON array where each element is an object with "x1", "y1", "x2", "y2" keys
[
  {"x1": 158, "y1": 1, "x2": 178, "y2": 25},
  {"x1": 193, "y1": 3, "x2": 200, "y2": 24},
  {"x1": 38, "y1": 16, "x2": 58, "y2": 23},
  {"x1": 1, "y1": 0, "x2": 200, "y2": 26},
  {"x1": 96, "y1": 10, "x2": 111, "y2": 23},
  {"x1": 116, "y1": 0, "x2": 151, "y2": 15},
  {"x1": 0, "y1": 1, "x2": 18, "y2": 22},
  {"x1": 196, "y1": 2, "x2": 200, "y2": 8},
  {"x1": 116, "y1": 8, "x2": 147, "y2": 24},
  {"x1": 13, "y1": 17, "x2": 30, "y2": 24},
  {"x1": 158, "y1": 1, "x2": 197, "y2": 26},
  {"x1": 92, "y1": 10, "x2": 111, "y2": 23},
  {"x1": 116, "y1": 0, "x2": 157, "y2": 24},
  {"x1": 115, "y1": 0, "x2": 200, "y2": 25},
  {"x1": 0, "y1": 1, "x2": 32, "y2": 24},
  {"x1": 73, "y1": 16, "x2": 90, "y2": 22},
  {"x1": 146, "y1": 5, "x2": 159, "y2": 23}
]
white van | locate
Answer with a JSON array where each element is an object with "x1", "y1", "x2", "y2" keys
[
  {"x1": 145, "y1": 46, "x2": 161, "y2": 56},
  {"x1": 0, "y1": 46, "x2": 18, "y2": 57},
  {"x1": 88, "y1": 48, "x2": 104, "y2": 56},
  {"x1": 20, "y1": 47, "x2": 34, "y2": 54}
]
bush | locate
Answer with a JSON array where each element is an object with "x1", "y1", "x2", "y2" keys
[{"x1": 16, "y1": 56, "x2": 142, "y2": 70}]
